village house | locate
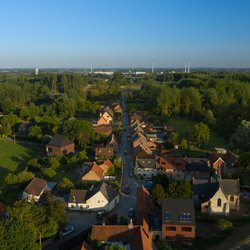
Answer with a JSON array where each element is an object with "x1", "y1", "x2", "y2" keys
[
  {"x1": 91, "y1": 224, "x2": 153, "y2": 250},
  {"x1": 106, "y1": 134, "x2": 119, "y2": 153},
  {"x1": 208, "y1": 153, "x2": 226, "y2": 176},
  {"x1": 68, "y1": 182, "x2": 119, "y2": 212},
  {"x1": 93, "y1": 124, "x2": 112, "y2": 137},
  {"x1": 46, "y1": 134, "x2": 75, "y2": 156},
  {"x1": 136, "y1": 185, "x2": 154, "y2": 236},
  {"x1": 135, "y1": 157, "x2": 156, "y2": 179},
  {"x1": 22, "y1": 177, "x2": 47, "y2": 203},
  {"x1": 94, "y1": 144, "x2": 114, "y2": 159},
  {"x1": 111, "y1": 101, "x2": 122, "y2": 113},
  {"x1": 81, "y1": 160, "x2": 113, "y2": 181},
  {"x1": 97, "y1": 106, "x2": 114, "y2": 125},
  {"x1": 90, "y1": 186, "x2": 154, "y2": 250},
  {"x1": 161, "y1": 198, "x2": 196, "y2": 244},
  {"x1": 185, "y1": 161, "x2": 212, "y2": 180},
  {"x1": 156, "y1": 156, "x2": 186, "y2": 180},
  {"x1": 193, "y1": 178, "x2": 240, "y2": 215},
  {"x1": 223, "y1": 150, "x2": 239, "y2": 168}
]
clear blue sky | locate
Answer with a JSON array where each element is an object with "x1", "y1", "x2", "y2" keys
[{"x1": 0, "y1": 0, "x2": 250, "y2": 68}]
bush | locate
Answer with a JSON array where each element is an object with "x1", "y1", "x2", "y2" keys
[
  {"x1": 218, "y1": 218, "x2": 233, "y2": 232},
  {"x1": 42, "y1": 168, "x2": 56, "y2": 178},
  {"x1": 58, "y1": 178, "x2": 74, "y2": 192},
  {"x1": 49, "y1": 157, "x2": 60, "y2": 170},
  {"x1": 5, "y1": 171, "x2": 35, "y2": 186}
]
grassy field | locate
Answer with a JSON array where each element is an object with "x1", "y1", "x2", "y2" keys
[
  {"x1": 169, "y1": 117, "x2": 227, "y2": 151},
  {"x1": 0, "y1": 140, "x2": 41, "y2": 204}
]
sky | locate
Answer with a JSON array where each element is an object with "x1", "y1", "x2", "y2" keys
[{"x1": 0, "y1": 0, "x2": 250, "y2": 68}]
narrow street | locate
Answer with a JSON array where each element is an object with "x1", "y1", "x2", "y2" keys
[{"x1": 115, "y1": 91, "x2": 145, "y2": 217}]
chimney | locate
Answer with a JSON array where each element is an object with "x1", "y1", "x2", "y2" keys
[
  {"x1": 128, "y1": 219, "x2": 133, "y2": 229},
  {"x1": 72, "y1": 195, "x2": 76, "y2": 202}
]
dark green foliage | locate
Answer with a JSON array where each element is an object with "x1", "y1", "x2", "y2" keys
[
  {"x1": 4, "y1": 171, "x2": 35, "y2": 186},
  {"x1": 60, "y1": 119, "x2": 94, "y2": 148},
  {"x1": 58, "y1": 177, "x2": 74, "y2": 192},
  {"x1": 152, "y1": 184, "x2": 166, "y2": 206},
  {"x1": 192, "y1": 122, "x2": 210, "y2": 146},
  {"x1": 166, "y1": 180, "x2": 192, "y2": 199},
  {"x1": 0, "y1": 199, "x2": 67, "y2": 248}
]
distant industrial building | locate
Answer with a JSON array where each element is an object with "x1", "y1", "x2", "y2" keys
[{"x1": 35, "y1": 67, "x2": 39, "y2": 75}]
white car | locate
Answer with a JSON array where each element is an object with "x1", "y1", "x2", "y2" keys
[{"x1": 61, "y1": 224, "x2": 74, "y2": 236}]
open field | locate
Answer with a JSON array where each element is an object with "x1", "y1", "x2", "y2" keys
[
  {"x1": 0, "y1": 140, "x2": 41, "y2": 204},
  {"x1": 169, "y1": 117, "x2": 227, "y2": 151}
]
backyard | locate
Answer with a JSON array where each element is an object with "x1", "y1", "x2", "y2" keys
[
  {"x1": 0, "y1": 140, "x2": 42, "y2": 204},
  {"x1": 169, "y1": 117, "x2": 227, "y2": 151}
]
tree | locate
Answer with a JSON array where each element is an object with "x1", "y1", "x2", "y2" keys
[
  {"x1": 166, "y1": 180, "x2": 192, "y2": 199},
  {"x1": 28, "y1": 125, "x2": 43, "y2": 140},
  {"x1": 192, "y1": 122, "x2": 210, "y2": 146},
  {"x1": 27, "y1": 158, "x2": 39, "y2": 170},
  {"x1": 170, "y1": 132, "x2": 178, "y2": 146},
  {"x1": 58, "y1": 178, "x2": 74, "y2": 192},
  {"x1": 60, "y1": 119, "x2": 94, "y2": 148},
  {"x1": 49, "y1": 157, "x2": 60, "y2": 170},
  {"x1": 152, "y1": 184, "x2": 166, "y2": 206},
  {"x1": 230, "y1": 120, "x2": 250, "y2": 151},
  {"x1": 180, "y1": 138, "x2": 188, "y2": 150},
  {"x1": 5, "y1": 171, "x2": 35, "y2": 186},
  {"x1": 77, "y1": 150, "x2": 88, "y2": 164},
  {"x1": 153, "y1": 172, "x2": 169, "y2": 189}
]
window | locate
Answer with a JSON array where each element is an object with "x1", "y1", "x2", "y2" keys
[
  {"x1": 71, "y1": 205, "x2": 74, "y2": 208},
  {"x1": 179, "y1": 212, "x2": 191, "y2": 222},
  {"x1": 181, "y1": 227, "x2": 192, "y2": 232},
  {"x1": 217, "y1": 198, "x2": 222, "y2": 207},
  {"x1": 165, "y1": 212, "x2": 170, "y2": 221},
  {"x1": 80, "y1": 205, "x2": 83, "y2": 209},
  {"x1": 98, "y1": 200, "x2": 100, "y2": 203},
  {"x1": 230, "y1": 196, "x2": 234, "y2": 202},
  {"x1": 166, "y1": 226, "x2": 176, "y2": 231}
]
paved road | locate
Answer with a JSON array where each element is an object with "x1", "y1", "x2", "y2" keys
[{"x1": 114, "y1": 91, "x2": 145, "y2": 218}]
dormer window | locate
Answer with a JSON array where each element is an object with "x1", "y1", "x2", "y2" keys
[
  {"x1": 179, "y1": 212, "x2": 191, "y2": 222},
  {"x1": 165, "y1": 212, "x2": 170, "y2": 221}
]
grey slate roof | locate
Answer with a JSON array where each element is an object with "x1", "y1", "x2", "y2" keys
[
  {"x1": 69, "y1": 189, "x2": 88, "y2": 203},
  {"x1": 219, "y1": 179, "x2": 240, "y2": 196},
  {"x1": 99, "y1": 182, "x2": 119, "y2": 202},
  {"x1": 192, "y1": 179, "x2": 219, "y2": 199},
  {"x1": 186, "y1": 162, "x2": 212, "y2": 173},
  {"x1": 162, "y1": 198, "x2": 195, "y2": 226},
  {"x1": 137, "y1": 158, "x2": 156, "y2": 169},
  {"x1": 48, "y1": 135, "x2": 73, "y2": 147}
]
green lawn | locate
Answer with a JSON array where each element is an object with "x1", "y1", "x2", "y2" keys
[
  {"x1": 0, "y1": 140, "x2": 41, "y2": 204},
  {"x1": 169, "y1": 117, "x2": 227, "y2": 151}
]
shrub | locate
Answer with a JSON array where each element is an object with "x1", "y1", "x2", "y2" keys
[
  {"x1": 218, "y1": 218, "x2": 233, "y2": 232},
  {"x1": 42, "y1": 168, "x2": 56, "y2": 178}
]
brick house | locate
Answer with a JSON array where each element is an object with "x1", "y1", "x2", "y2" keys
[
  {"x1": 161, "y1": 198, "x2": 196, "y2": 244},
  {"x1": 93, "y1": 125, "x2": 112, "y2": 137},
  {"x1": 208, "y1": 153, "x2": 226, "y2": 176},
  {"x1": 46, "y1": 135, "x2": 75, "y2": 156},
  {"x1": 94, "y1": 144, "x2": 114, "y2": 159},
  {"x1": 22, "y1": 177, "x2": 47, "y2": 203}
]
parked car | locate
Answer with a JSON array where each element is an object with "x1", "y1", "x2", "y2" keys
[
  {"x1": 124, "y1": 150, "x2": 127, "y2": 155},
  {"x1": 61, "y1": 224, "x2": 74, "y2": 236},
  {"x1": 124, "y1": 186, "x2": 131, "y2": 194},
  {"x1": 129, "y1": 171, "x2": 134, "y2": 177},
  {"x1": 128, "y1": 208, "x2": 135, "y2": 218},
  {"x1": 96, "y1": 211, "x2": 106, "y2": 221},
  {"x1": 145, "y1": 181, "x2": 153, "y2": 191}
]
